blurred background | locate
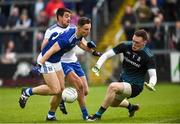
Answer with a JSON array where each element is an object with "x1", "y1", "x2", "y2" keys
[{"x1": 0, "y1": 0, "x2": 179, "y2": 87}]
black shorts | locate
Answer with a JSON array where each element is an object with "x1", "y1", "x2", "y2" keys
[
  {"x1": 129, "y1": 84, "x2": 143, "y2": 98},
  {"x1": 118, "y1": 78, "x2": 143, "y2": 98}
]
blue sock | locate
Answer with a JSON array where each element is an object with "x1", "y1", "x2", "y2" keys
[
  {"x1": 25, "y1": 88, "x2": 33, "y2": 96},
  {"x1": 96, "y1": 106, "x2": 106, "y2": 116},
  {"x1": 47, "y1": 111, "x2": 55, "y2": 118},
  {"x1": 81, "y1": 106, "x2": 88, "y2": 119}
]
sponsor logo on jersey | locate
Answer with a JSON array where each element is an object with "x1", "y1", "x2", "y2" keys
[{"x1": 124, "y1": 57, "x2": 141, "y2": 68}]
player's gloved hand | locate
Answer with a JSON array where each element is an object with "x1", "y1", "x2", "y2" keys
[
  {"x1": 144, "y1": 82, "x2": 156, "y2": 91},
  {"x1": 92, "y1": 50, "x2": 102, "y2": 57},
  {"x1": 31, "y1": 62, "x2": 42, "y2": 75},
  {"x1": 92, "y1": 65, "x2": 100, "y2": 76},
  {"x1": 87, "y1": 41, "x2": 96, "y2": 48}
]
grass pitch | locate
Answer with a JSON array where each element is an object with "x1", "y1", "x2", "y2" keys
[{"x1": 0, "y1": 83, "x2": 180, "y2": 123}]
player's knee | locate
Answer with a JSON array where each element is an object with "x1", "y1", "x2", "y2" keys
[
  {"x1": 51, "y1": 87, "x2": 62, "y2": 95},
  {"x1": 74, "y1": 80, "x2": 83, "y2": 90},
  {"x1": 109, "y1": 83, "x2": 119, "y2": 92},
  {"x1": 84, "y1": 89, "x2": 89, "y2": 96}
]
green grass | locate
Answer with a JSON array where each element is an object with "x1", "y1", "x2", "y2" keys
[{"x1": 0, "y1": 83, "x2": 180, "y2": 123}]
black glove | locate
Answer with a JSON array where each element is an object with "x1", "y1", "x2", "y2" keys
[
  {"x1": 87, "y1": 41, "x2": 96, "y2": 48},
  {"x1": 92, "y1": 50, "x2": 102, "y2": 57}
]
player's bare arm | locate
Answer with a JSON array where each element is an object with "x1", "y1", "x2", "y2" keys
[
  {"x1": 41, "y1": 38, "x2": 49, "y2": 50},
  {"x1": 78, "y1": 38, "x2": 94, "y2": 52},
  {"x1": 78, "y1": 38, "x2": 102, "y2": 57},
  {"x1": 39, "y1": 42, "x2": 61, "y2": 64}
]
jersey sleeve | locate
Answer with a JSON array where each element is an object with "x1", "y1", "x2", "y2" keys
[
  {"x1": 57, "y1": 39, "x2": 69, "y2": 49},
  {"x1": 44, "y1": 29, "x2": 51, "y2": 39},
  {"x1": 112, "y1": 43, "x2": 126, "y2": 54},
  {"x1": 147, "y1": 56, "x2": 156, "y2": 69}
]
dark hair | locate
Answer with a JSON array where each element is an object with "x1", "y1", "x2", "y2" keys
[
  {"x1": 77, "y1": 17, "x2": 91, "y2": 27},
  {"x1": 134, "y1": 29, "x2": 148, "y2": 41},
  {"x1": 56, "y1": 8, "x2": 72, "y2": 20}
]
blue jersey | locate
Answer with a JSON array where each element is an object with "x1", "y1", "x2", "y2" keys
[
  {"x1": 41, "y1": 26, "x2": 82, "y2": 63},
  {"x1": 113, "y1": 41, "x2": 156, "y2": 88}
]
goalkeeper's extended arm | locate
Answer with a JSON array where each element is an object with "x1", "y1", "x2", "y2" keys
[
  {"x1": 92, "y1": 49, "x2": 116, "y2": 76},
  {"x1": 145, "y1": 69, "x2": 157, "y2": 91}
]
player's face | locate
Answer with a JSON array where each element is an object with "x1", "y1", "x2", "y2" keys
[
  {"x1": 132, "y1": 35, "x2": 145, "y2": 51},
  {"x1": 79, "y1": 23, "x2": 91, "y2": 37},
  {"x1": 58, "y1": 12, "x2": 71, "y2": 27}
]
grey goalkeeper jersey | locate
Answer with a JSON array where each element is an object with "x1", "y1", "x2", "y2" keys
[{"x1": 113, "y1": 41, "x2": 156, "y2": 88}]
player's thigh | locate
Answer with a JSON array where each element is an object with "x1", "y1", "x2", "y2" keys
[
  {"x1": 66, "y1": 71, "x2": 82, "y2": 89},
  {"x1": 56, "y1": 69, "x2": 65, "y2": 89},
  {"x1": 79, "y1": 76, "x2": 89, "y2": 95},
  {"x1": 109, "y1": 82, "x2": 124, "y2": 93},
  {"x1": 42, "y1": 73, "x2": 61, "y2": 90},
  {"x1": 114, "y1": 82, "x2": 132, "y2": 101}
]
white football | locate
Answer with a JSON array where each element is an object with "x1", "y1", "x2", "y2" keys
[{"x1": 62, "y1": 87, "x2": 78, "y2": 103}]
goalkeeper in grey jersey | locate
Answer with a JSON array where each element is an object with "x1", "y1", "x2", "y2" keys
[{"x1": 89, "y1": 29, "x2": 157, "y2": 121}]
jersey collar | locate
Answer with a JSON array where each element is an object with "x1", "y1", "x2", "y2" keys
[{"x1": 56, "y1": 23, "x2": 68, "y2": 29}]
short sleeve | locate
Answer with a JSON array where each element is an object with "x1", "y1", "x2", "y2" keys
[
  {"x1": 113, "y1": 43, "x2": 126, "y2": 54},
  {"x1": 57, "y1": 39, "x2": 69, "y2": 49},
  {"x1": 147, "y1": 57, "x2": 156, "y2": 69},
  {"x1": 44, "y1": 29, "x2": 51, "y2": 39}
]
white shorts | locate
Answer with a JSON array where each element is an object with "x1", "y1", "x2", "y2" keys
[
  {"x1": 37, "y1": 53, "x2": 62, "y2": 73},
  {"x1": 115, "y1": 82, "x2": 132, "y2": 101}
]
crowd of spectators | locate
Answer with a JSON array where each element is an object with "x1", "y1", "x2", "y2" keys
[
  {"x1": 0, "y1": 0, "x2": 98, "y2": 64},
  {"x1": 121, "y1": 0, "x2": 180, "y2": 51},
  {"x1": 1, "y1": 0, "x2": 180, "y2": 65}
]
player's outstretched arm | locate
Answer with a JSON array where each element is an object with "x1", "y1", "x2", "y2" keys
[
  {"x1": 144, "y1": 69, "x2": 157, "y2": 91},
  {"x1": 92, "y1": 49, "x2": 116, "y2": 76},
  {"x1": 79, "y1": 38, "x2": 102, "y2": 57}
]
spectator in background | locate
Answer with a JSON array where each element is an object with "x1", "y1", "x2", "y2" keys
[
  {"x1": 71, "y1": 11, "x2": 79, "y2": 25},
  {"x1": 35, "y1": 10, "x2": 49, "y2": 27},
  {"x1": 34, "y1": 0, "x2": 45, "y2": 17},
  {"x1": 1, "y1": 40, "x2": 17, "y2": 64},
  {"x1": 16, "y1": 9, "x2": 32, "y2": 28},
  {"x1": 136, "y1": 0, "x2": 152, "y2": 23},
  {"x1": 150, "y1": 16, "x2": 165, "y2": 49},
  {"x1": 149, "y1": 0, "x2": 162, "y2": 20},
  {"x1": 171, "y1": 21, "x2": 180, "y2": 51},
  {"x1": 14, "y1": 9, "x2": 32, "y2": 53},
  {"x1": 121, "y1": 5, "x2": 136, "y2": 41},
  {"x1": 150, "y1": 16, "x2": 166, "y2": 72},
  {"x1": 45, "y1": 0, "x2": 65, "y2": 26},
  {"x1": 7, "y1": 6, "x2": 19, "y2": 28},
  {"x1": 156, "y1": 11, "x2": 164, "y2": 22},
  {"x1": 45, "y1": 0, "x2": 65, "y2": 18}
]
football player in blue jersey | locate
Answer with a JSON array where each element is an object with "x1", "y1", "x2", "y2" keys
[
  {"x1": 18, "y1": 8, "x2": 72, "y2": 121},
  {"x1": 40, "y1": 7, "x2": 71, "y2": 119},
  {"x1": 89, "y1": 29, "x2": 157, "y2": 120},
  {"x1": 19, "y1": 16, "x2": 101, "y2": 121}
]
